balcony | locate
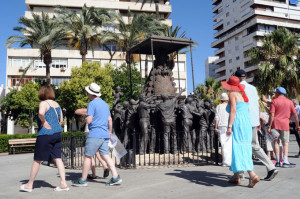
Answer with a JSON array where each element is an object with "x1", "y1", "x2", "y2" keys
[
  {"x1": 213, "y1": 19, "x2": 223, "y2": 30},
  {"x1": 214, "y1": 47, "x2": 225, "y2": 56},
  {"x1": 214, "y1": 56, "x2": 225, "y2": 64},
  {"x1": 213, "y1": 3, "x2": 222, "y2": 13},
  {"x1": 212, "y1": 0, "x2": 222, "y2": 6},
  {"x1": 215, "y1": 65, "x2": 226, "y2": 73}
]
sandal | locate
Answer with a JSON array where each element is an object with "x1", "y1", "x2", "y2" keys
[
  {"x1": 20, "y1": 184, "x2": 33, "y2": 193},
  {"x1": 87, "y1": 174, "x2": 97, "y2": 179},
  {"x1": 54, "y1": 186, "x2": 70, "y2": 192},
  {"x1": 248, "y1": 176, "x2": 260, "y2": 188},
  {"x1": 228, "y1": 177, "x2": 241, "y2": 185}
]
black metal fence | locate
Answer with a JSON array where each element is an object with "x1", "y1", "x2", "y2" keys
[{"x1": 61, "y1": 130, "x2": 266, "y2": 169}]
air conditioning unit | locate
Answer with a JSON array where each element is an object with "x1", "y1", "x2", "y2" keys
[{"x1": 19, "y1": 66, "x2": 25, "y2": 72}]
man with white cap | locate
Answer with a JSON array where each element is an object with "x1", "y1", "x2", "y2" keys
[
  {"x1": 215, "y1": 93, "x2": 231, "y2": 166},
  {"x1": 268, "y1": 87, "x2": 299, "y2": 168},
  {"x1": 236, "y1": 69, "x2": 278, "y2": 180},
  {"x1": 72, "y1": 83, "x2": 122, "y2": 186}
]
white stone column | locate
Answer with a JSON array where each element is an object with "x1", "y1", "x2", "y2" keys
[{"x1": 7, "y1": 118, "x2": 14, "y2": 135}]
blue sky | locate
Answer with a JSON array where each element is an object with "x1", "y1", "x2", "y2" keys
[{"x1": 0, "y1": 0, "x2": 215, "y2": 93}]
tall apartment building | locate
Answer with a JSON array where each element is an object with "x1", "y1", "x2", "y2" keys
[
  {"x1": 6, "y1": 0, "x2": 187, "y2": 95},
  {"x1": 209, "y1": 0, "x2": 300, "y2": 82}
]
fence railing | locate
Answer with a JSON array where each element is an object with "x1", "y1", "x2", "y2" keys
[{"x1": 61, "y1": 130, "x2": 266, "y2": 169}]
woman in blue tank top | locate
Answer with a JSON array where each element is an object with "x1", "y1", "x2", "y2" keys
[{"x1": 20, "y1": 86, "x2": 69, "y2": 192}]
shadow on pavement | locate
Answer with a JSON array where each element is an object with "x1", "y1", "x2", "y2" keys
[
  {"x1": 165, "y1": 169, "x2": 233, "y2": 187},
  {"x1": 19, "y1": 180, "x2": 55, "y2": 189}
]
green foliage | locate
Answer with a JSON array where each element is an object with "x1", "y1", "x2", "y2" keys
[
  {"x1": 0, "y1": 132, "x2": 85, "y2": 153},
  {"x1": 247, "y1": 27, "x2": 300, "y2": 97},
  {"x1": 0, "y1": 82, "x2": 40, "y2": 129},
  {"x1": 6, "y1": 12, "x2": 66, "y2": 85},
  {"x1": 58, "y1": 62, "x2": 114, "y2": 118},
  {"x1": 55, "y1": 4, "x2": 113, "y2": 62},
  {"x1": 111, "y1": 63, "x2": 143, "y2": 101},
  {"x1": 195, "y1": 78, "x2": 222, "y2": 106}
]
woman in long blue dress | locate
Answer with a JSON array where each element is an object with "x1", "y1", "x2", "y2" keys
[{"x1": 221, "y1": 76, "x2": 260, "y2": 188}]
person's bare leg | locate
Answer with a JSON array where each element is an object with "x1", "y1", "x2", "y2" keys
[
  {"x1": 23, "y1": 160, "x2": 42, "y2": 189},
  {"x1": 100, "y1": 154, "x2": 118, "y2": 178},
  {"x1": 53, "y1": 158, "x2": 68, "y2": 188},
  {"x1": 91, "y1": 157, "x2": 96, "y2": 178},
  {"x1": 95, "y1": 151, "x2": 108, "y2": 169},
  {"x1": 283, "y1": 142, "x2": 289, "y2": 163},
  {"x1": 274, "y1": 139, "x2": 280, "y2": 162},
  {"x1": 82, "y1": 156, "x2": 92, "y2": 180}
]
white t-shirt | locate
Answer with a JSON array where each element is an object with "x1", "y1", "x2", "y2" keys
[
  {"x1": 215, "y1": 103, "x2": 229, "y2": 127},
  {"x1": 241, "y1": 81, "x2": 260, "y2": 127}
]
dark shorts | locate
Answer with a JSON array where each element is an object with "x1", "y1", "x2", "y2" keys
[{"x1": 34, "y1": 132, "x2": 62, "y2": 161}]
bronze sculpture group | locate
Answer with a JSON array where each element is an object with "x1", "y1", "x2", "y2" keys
[{"x1": 112, "y1": 91, "x2": 216, "y2": 155}]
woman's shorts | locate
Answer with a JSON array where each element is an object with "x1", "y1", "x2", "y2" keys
[{"x1": 34, "y1": 132, "x2": 62, "y2": 161}]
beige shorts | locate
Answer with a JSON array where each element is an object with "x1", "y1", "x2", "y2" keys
[{"x1": 274, "y1": 129, "x2": 290, "y2": 143}]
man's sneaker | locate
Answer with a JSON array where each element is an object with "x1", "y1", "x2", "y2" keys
[
  {"x1": 275, "y1": 162, "x2": 281, "y2": 167},
  {"x1": 264, "y1": 169, "x2": 279, "y2": 181},
  {"x1": 106, "y1": 176, "x2": 122, "y2": 186},
  {"x1": 103, "y1": 168, "x2": 110, "y2": 178},
  {"x1": 72, "y1": 178, "x2": 88, "y2": 187},
  {"x1": 282, "y1": 163, "x2": 296, "y2": 168}
]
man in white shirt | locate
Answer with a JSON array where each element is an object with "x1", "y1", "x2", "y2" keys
[
  {"x1": 292, "y1": 99, "x2": 300, "y2": 157},
  {"x1": 236, "y1": 70, "x2": 278, "y2": 181}
]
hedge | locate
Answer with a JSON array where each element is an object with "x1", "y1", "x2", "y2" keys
[{"x1": 0, "y1": 131, "x2": 85, "y2": 153}]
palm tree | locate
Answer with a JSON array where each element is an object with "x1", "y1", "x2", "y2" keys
[
  {"x1": 247, "y1": 27, "x2": 300, "y2": 97},
  {"x1": 6, "y1": 12, "x2": 66, "y2": 86},
  {"x1": 139, "y1": 0, "x2": 162, "y2": 20},
  {"x1": 55, "y1": 4, "x2": 112, "y2": 63},
  {"x1": 195, "y1": 78, "x2": 222, "y2": 101},
  {"x1": 102, "y1": 11, "x2": 167, "y2": 65}
]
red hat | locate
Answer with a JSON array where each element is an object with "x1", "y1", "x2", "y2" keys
[
  {"x1": 221, "y1": 76, "x2": 249, "y2": 102},
  {"x1": 221, "y1": 76, "x2": 245, "y2": 91}
]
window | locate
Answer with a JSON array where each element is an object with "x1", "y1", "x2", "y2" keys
[
  {"x1": 102, "y1": 25, "x2": 115, "y2": 32},
  {"x1": 51, "y1": 59, "x2": 67, "y2": 68},
  {"x1": 229, "y1": 59, "x2": 232, "y2": 63},
  {"x1": 236, "y1": 56, "x2": 240, "y2": 60},
  {"x1": 103, "y1": 44, "x2": 117, "y2": 51},
  {"x1": 8, "y1": 57, "x2": 33, "y2": 68},
  {"x1": 34, "y1": 59, "x2": 46, "y2": 68},
  {"x1": 235, "y1": 36, "x2": 239, "y2": 41},
  {"x1": 173, "y1": 62, "x2": 185, "y2": 72},
  {"x1": 235, "y1": 46, "x2": 239, "y2": 51},
  {"x1": 10, "y1": 76, "x2": 32, "y2": 86},
  {"x1": 227, "y1": 21, "x2": 230, "y2": 26},
  {"x1": 228, "y1": 40, "x2": 231, "y2": 45},
  {"x1": 174, "y1": 79, "x2": 186, "y2": 90},
  {"x1": 226, "y1": 12, "x2": 229, "y2": 17},
  {"x1": 51, "y1": 77, "x2": 70, "y2": 86},
  {"x1": 233, "y1": 0, "x2": 236, "y2": 2},
  {"x1": 228, "y1": 49, "x2": 231, "y2": 54}
]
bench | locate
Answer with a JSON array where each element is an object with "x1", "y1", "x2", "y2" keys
[{"x1": 8, "y1": 138, "x2": 37, "y2": 154}]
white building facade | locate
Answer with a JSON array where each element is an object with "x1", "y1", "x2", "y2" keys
[
  {"x1": 208, "y1": 0, "x2": 300, "y2": 81},
  {"x1": 6, "y1": 0, "x2": 187, "y2": 95}
]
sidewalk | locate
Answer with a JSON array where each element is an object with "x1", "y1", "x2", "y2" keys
[{"x1": 1, "y1": 136, "x2": 300, "y2": 199}]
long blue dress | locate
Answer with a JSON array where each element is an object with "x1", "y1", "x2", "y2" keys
[{"x1": 226, "y1": 96, "x2": 253, "y2": 173}]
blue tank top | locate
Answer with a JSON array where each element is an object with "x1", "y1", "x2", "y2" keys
[{"x1": 37, "y1": 101, "x2": 63, "y2": 136}]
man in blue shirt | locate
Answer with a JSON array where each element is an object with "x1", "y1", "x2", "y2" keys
[
  {"x1": 72, "y1": 83, "x2": 122, "y2": 186},
  {"x1": 236, "y1": 70, "x2": 278, "y2": 181}
]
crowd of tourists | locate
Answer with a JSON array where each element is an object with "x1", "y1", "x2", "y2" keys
[{"x1": 19, "y1": 69, "x2": 300, "y2": 192}]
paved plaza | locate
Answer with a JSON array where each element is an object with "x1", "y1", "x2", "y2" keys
[{"x1": 1, "y1": 135, "x2": 300, "y2": 199}]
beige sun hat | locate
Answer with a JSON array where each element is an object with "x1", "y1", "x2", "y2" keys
[
  {"x1": 220, "y1": 93, "x2": 229, "y2": 101},
  {"x1": 85, "y1": 83, "x2": 101, "y2": 97}
]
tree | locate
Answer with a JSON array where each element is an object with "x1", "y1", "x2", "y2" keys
[
  {"x1": 57, "y1": 62, "x2": 114, "y2": 130},
  {"x1": 0, "y1": 82, "x2": 40, "y2": 133},
  {"x1": 55, "y1": 4, "x2": 112, "y2": 63},
  {"x1": 102, "y1": 12, "x2": 167, "y2": 64},
  {"x1": 195, "y1": 78, "x2": 222, "y2": 105},
  {"x1": 139, "y1": 0, "x2": 161, "y2": 20},
  {"x1": 111, "y1": 63, "x2": 143, "y2": 101},
  {"x1": 6, "y1": 12, "x2": 66, "y2": 86},
  {"x1": 247, "y1": 27, "x2": 300, "y2": 97}
]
